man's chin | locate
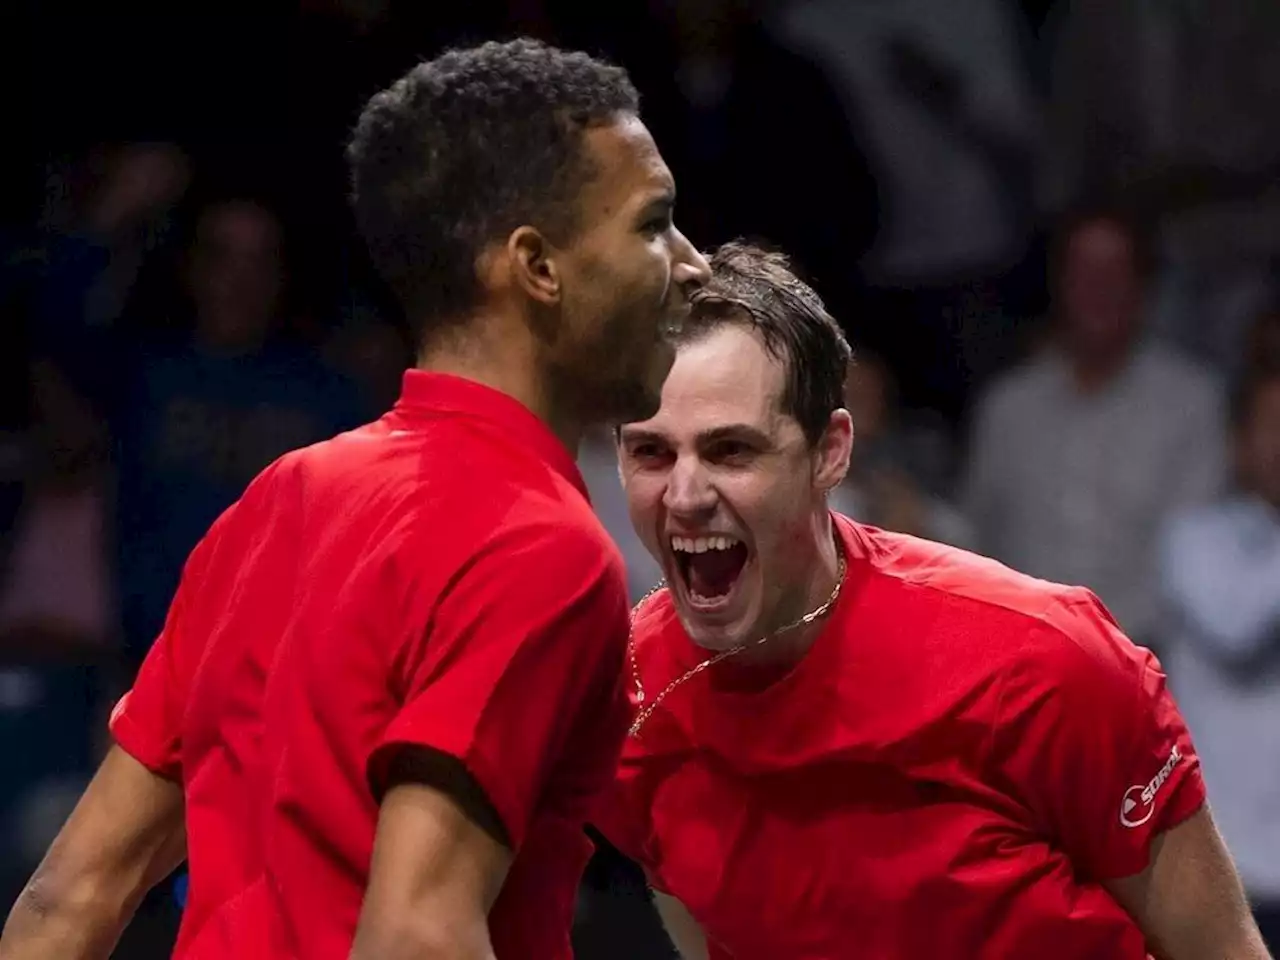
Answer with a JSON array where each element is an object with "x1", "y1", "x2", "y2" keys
[
  {"x1": 676, "y1": 609, "x2": 751, "y2": 655},
  {"x1": 670, "y1": 561, "x2": 761, "y2": 653}
]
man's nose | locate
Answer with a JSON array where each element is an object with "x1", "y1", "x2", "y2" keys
[
  {"x1": 671, "y1": 230, "x2": 711, "y2": 290},
  {"x1": 663, "y1": 455, "x2": 716, "y2": 518}
]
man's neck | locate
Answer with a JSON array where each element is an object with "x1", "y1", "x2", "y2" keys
[
  {"x1": 1066, "y1": 343, "x2": 1135, "y2": 394},
  {"x1": 734, "y1": 513, "x2": 844, "y2": 671},
  {"x1": 416, "y1": 326, "x2": 584, "y2": 455}
]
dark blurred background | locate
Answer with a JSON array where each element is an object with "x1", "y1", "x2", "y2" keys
[{"x1": 3, "y1": 0, "x2": 1279, "y2": 956}]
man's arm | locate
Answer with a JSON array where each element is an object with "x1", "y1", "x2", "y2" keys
[
  {"x1": 652, "y1": 889, "x2": 709, "y2": 960},
  {"x1": 357, "y1": 517, "x2": 631, "y2": 959},
  {"x1": 0, "y1": 746, "x2": 186, "y2": 960},
  {"x1": 350, "y1": 748, "x2": 512, "y2": 960},
  {"x1": 1105, "y1": 806, "x2": 1272, "y2": 960},
  {"x1": 992, "y1": 593, "x2": 1268, "y2": 959}
]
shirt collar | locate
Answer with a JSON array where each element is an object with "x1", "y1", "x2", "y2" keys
[{"x1": 388, "y1": 370, "x2": 588, "y2": 499}]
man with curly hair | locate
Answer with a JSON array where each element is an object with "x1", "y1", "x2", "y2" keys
[{"x1": 0, "y1": 38, "x2": 708, "y2": 960}]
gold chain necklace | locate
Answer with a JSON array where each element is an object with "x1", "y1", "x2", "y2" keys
[{"x1": 626, "y1": 551, "x2": 847, "y2": 737}]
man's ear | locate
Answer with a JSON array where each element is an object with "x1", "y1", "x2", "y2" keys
[
  {"x1": 813, "y1": 408, "x2": 853, "y2": 493},
  {"x1": 507, "y1": 226, "x2": 562, "y2": 307}
]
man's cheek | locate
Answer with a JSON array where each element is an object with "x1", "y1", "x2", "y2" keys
[{"x1": 772, "y1": 499, "x2": 816, "y2": 560}]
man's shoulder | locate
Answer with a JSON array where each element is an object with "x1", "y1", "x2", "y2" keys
[
  {"x1": 973, "y1": 354, "x2": 1058, "y2": 423},
  {"x1": 855, "y1": 522, "x2": 1072, "y2": 622},
  {"x1": 424, "y1": 482, "x2": 625, "y2": 606},
  {"x1": 265, "y1": 425, "x2": 622, "y2": 604},
  {"x1": 1136, "y1": 342, "x2": 1223, "y2": 403},
  {"x1": 293, "y1": 417, "x2": 595, "y2": 515},
  {"x1": 853, "y1": 522, "x2": 1147, "y2": 689}
]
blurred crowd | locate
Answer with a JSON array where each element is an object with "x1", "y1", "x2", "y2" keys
[{"x1": 2, "y1": 0, "x2": 1279, "y2": 956}]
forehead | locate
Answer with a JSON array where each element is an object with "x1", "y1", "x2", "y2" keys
[
  {"x1": 630, "y1": 324, "x2": 787, "y2": 439},
  {"x1": 576, "y1": 115, "x2": 675, "y2": 217},
  {"x1": 197, "y1": 203, "x2": 280, "y2": 254},
  {"x1": 1065, "y1": 220, "x2": 1134, "y2": 267}
]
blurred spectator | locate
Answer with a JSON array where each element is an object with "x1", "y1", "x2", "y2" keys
[
  {"x1": 0, "y1": 360, "x2": 114, "y2": 905},
  {"x1": 768, "y1": 0, "x2": 1043, "y2": 417},
  {"x1": 321, "y1": 280, "x2": 412, "y2": 415},
  {"x1": 831, "y1": 352, "x2": 974, "y2": 548},
  {"x1": 35, "y1": 142, "x2": 190, "y2": 340},
  {"x1": 0, "y1": 361, "x2": 113, "y2": 659},
  {"x1": 962, "y1": 208, "x2": 1224, "y2": 648},
  {"x1": 1148, "y1": 255, "x2": 1276, "y2": 385},
  {"x1": 1045, "y1": 0, "x2": 1280, "y2": 215},
  {"x1": 0, "y1": 659, "x2": 104, "y2": 904},
  {"x1": 578, "y1": 426, "x2": 663, "y2": 604},
  {"x1": 772, "y1": 0, "x2": 1040, "y2": 286},
  {"x1": 1244, "y1": 306, "x2": 1280, "y2": 383},
  {"x1": 608, "y1": 0, "x2": 878, "y2": 324},
  {"x1": 1157, "y1": 368, "x2": 1280, "y2": 951},
  {"x1": 1045, "y1": 0, "x2": 1280, "y2": 382},
  {"x1": 112, "y1": 198, "x2": 370, "y2": 662}
]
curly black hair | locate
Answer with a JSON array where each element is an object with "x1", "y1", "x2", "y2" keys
[
  {"x1": 681, "y1": 240, "x2": 852, "y2": 445},
  {"x1": 346, "y1": 38, "x2": 640, "y2": 347}
]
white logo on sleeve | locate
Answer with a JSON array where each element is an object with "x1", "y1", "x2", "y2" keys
[{"x1": 1120, "y1": 745, "x2": 1182, "y2": 828}]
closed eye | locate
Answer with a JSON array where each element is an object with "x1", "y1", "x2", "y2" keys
[
  {"x1": 626, "y1": 442, "x2": 671, "y2": 465},
  {"x1": 638, "y1": 194, "x2": 675, "y2": 237},
  {"x1": 706, "y1": 441, "x2": 755, "y2": 464},
  {"x1": 642, "y1": 214, "x2": 673, "y2": 236}
]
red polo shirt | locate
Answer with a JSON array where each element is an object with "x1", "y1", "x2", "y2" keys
[
  {"x1": 601, "y1": 515, "x2": 1204, "y2": 960},
  {"x1": 110, "y1": 371, "x2": 631, "y2": 960}
]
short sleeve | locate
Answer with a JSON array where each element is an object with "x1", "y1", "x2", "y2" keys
[
  {"x1": 368, "y1": 522, "x2": 631, "y2": 852},
  {"x1": 990, "y1": 591, "x2": 1206, "y2": 880},
  {"x1": 109, "y1": 511, "x2": 228, "y2": 782}
]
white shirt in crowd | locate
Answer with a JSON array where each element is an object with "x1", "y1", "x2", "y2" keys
[
  {"x1": 963, "y1": 340, "x2": 1225, "y2": 644},
  {"x1": 1158, "y1": 494, "x2": 1280, "y2": 899}
]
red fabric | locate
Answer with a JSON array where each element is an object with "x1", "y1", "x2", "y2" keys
[
  {"x1": 600, "y1": 515, "x2": 1205, "y2": 959},
  {"x1": 111, "y1": 371, "x2": 631, "y2": 960}
]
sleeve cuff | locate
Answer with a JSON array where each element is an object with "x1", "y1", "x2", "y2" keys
[
  {"x1": 1096, "y1": 763, "x2": 1207, "y2": 880},
  {"x1": 109, "y1": 707, "x2": 181, "y2": 783},
  {"x1": 367, "y1": 736, "x2": 527, "y2": 851}
]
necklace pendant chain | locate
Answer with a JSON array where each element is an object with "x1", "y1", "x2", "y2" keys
[{"x1": 626, "y1": 552, "x2": 847, "y2": 737}]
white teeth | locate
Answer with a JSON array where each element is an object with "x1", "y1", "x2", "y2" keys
[{"x1": 670, "y1": 535, "x2": 741, "y2": 554}]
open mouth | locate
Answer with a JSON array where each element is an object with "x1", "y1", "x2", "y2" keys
[{"x1": 670, "y1": 535, "x2": 750, "y2": 611}]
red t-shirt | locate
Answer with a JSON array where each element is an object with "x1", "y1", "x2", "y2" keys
[
  {"x1": 110, "y1": 371, "x2": 632, "y2": 960},
  {"x1": 600, "y1": 514, "x2": 1205, "y2": 960}
]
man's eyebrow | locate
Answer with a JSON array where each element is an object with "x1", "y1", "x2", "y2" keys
[
  {"x1": 636, "y1": 189, "x2": 675, "y2": 218},
  {"x1": 619, "y1": 424, "x2": 774, "y2": 448},
  {"x1": 618, "y1": 426, "x2": 668, "y2": 445},
  {"x1": 696, "y1": 424, "x2": 772, "y2": 446}
]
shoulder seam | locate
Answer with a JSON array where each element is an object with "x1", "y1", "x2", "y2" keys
[{"x1": 864, "y1": 561, "x2": 1085, "y2": 636}]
